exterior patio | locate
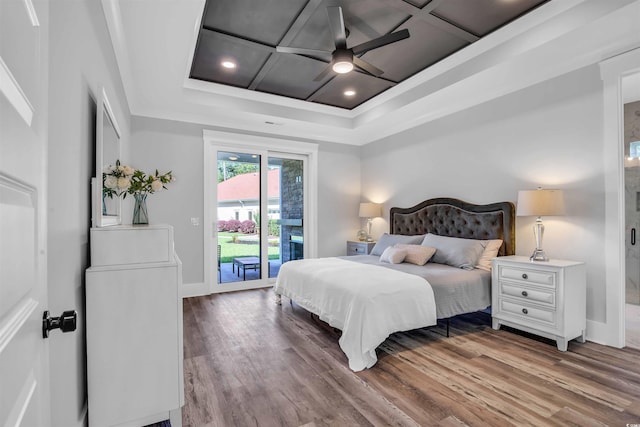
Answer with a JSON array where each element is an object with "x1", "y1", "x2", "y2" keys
[{"x1": 219, "y1": 259, "x2": 281, "y2": 283}]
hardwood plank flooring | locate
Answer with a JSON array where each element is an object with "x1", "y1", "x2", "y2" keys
[{"x1": 182, "y1": 289, "x2": 640, "y2": 426}]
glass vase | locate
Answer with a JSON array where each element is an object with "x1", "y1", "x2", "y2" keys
[{"x1": 132, "y1": 193, "x2": 148, "y2": 225}]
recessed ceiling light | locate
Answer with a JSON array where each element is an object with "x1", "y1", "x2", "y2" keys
[
  {"x1": 221, "y1": 60, "x2": 236, "y2": 69},
  {"x1": 344, "y1": 90, "x2": 356, "y2": 97},
  {"x1": 228, "y1": 156, "x2": 238, "y2": 161}
]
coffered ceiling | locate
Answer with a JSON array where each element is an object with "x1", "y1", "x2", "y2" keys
[
  {"x1": 189, "y1": 0, "x2": 548, "y2": 109},
  {"x1": 101, "y1": 0, "x2": 640, "y2": 145}
]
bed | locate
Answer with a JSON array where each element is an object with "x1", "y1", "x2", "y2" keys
[{"x1": 274, "y1": 198, "x2": 515, "y2": 371}]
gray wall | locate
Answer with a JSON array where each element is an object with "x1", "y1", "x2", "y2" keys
[
  {"x1": 129, "y1": 117, "x2": 361, "y2": 284},
  {"x1": 48, "y1": 0, "x2": 130, "y2": 425},
  {"x1": 360, "y1": 65, "x2": 606, "y2": 322}
]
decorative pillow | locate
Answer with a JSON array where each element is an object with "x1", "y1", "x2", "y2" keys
[
  {"x1": 370, "y1": 233, "x2": 425, "y2": 256},
  {"x1": 379, "y1": 246, "x2": 407, "y2": 264},
  {"x1": 393, "y1": 244, "x2": 436, "y2": 266},
  {"x1": 476, "y1": 239, "x2": 503, "y2": 271},
  {"x1": 421, "y1": 233, "x2": 486, "y2": 270}
]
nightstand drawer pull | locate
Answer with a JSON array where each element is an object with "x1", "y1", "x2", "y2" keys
[
  {"x1": 522, "y1": 308, "x2": 528, "y2": 314},
  {"x1": 522, "y1": 291, "x2": 528, "y2": 297},
  {"x1": 522, "y1": 273, "x2": 528, "y2": 279}
]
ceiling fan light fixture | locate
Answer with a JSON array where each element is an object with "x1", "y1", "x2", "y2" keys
[{"x1": 332, "y1": 50, "x2": 353, "y2": 74}]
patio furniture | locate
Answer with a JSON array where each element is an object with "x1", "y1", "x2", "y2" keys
[{"x1": 232, "y1": 256, "x2": 269, "y2": 280}]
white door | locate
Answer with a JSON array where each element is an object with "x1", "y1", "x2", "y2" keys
[{"x1": 1, "y1": 0, "x2": 51, "y2": 425}]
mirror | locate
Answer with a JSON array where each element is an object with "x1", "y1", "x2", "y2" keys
[{"x1": 93, "y1": 85, "x2": 122, "y2": 227}]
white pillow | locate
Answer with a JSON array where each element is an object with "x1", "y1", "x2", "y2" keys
[
  {"x1": 476, "y1": 239, "x2": 503, "y2": 271},
  {"x1": 393, "y1": 244, "x2": 436, "y2": 266},
  {"x1": 370, "y1": 233, "x2": 425, "y2": 256},
  {"x1": 379, "y1": 246, "x2": 407, "y2": 264},
  {"x1": 421, "y1": 233, "x2": 485, "y2": 270}
]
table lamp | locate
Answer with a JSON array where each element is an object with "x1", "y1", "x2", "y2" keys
[
  {"x1": 359, "y1": 202, "x2": 382, "y2": 242},
  {"x1": 516, "y1": 188, "x2": 565, "y2": 261}
]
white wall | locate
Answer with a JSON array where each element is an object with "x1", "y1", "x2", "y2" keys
[
  {"x1": 360, "y1": 65, "x2": 607, "y2": 323},
  {"x1": 129, "y1": 116, "x2": 361, "y2": 285},
  {"x1": 48, "y1": 0, "x2": 130, "y2": 425}
]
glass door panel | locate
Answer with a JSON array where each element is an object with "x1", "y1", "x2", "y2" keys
[
  {"x1": 217, "y1": 151, "x2": 263, "y2": 284},
  {"x1": 269, "y1": 155, "x2": 304, "y2": 277}
]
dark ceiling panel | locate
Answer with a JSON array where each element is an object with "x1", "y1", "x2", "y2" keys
[
  {"x1": 431, "y1": 0, "x2": 548, "y2": 37},
  {"x1": 360, "y1": 18, "x2": 469, "y2": 82},
  {"x1": 404, "y1": 0, "x2": 435, "y2": 7},
  {"x1": 202, "y1": 0, "x2": 308, "y2": 46},
  {"x1": 190, "y1": 30, "x2": 270, "y2": 88},
  {"x1": 340, "y1": 0, "x2": 410, "y2": 48},
  {"x1": 190, "y1": 0, "x2": 550, "y2": 109},
  {"x1": 310, "y1": 72, "x2": 394, "y2": 109},
  {"x1": 256, "y1": 54, "x2": 330, "y2": 100}
]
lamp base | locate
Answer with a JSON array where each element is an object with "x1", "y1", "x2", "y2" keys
[{"x1": 530, "y1": 249, "x2": 548, "y2": 262}]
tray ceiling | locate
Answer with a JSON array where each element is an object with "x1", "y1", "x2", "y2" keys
[{"x1": 190, "y1": 0, "x2": 549, "y2": 110}]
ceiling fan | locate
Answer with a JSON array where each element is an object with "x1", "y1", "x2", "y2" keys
[{"x1": 276, "y1": 6, "x2": 410, "y2": 81}]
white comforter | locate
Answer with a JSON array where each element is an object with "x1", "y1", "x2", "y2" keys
[{"x1": 274, "y1": 257, "x2": 437, "y2": 371}]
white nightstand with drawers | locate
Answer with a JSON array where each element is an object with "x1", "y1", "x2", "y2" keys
[
  {"x1": 346, "y1": 240, "x2": 376, "y2": 256},
  {"x1": 491, "y1": 255, "x2": 586, "y2": 351}
]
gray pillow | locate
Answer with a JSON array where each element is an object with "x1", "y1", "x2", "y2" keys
[
  {"x1": 421, "y1": 233, "x2": 486, "y2": 270},
  {"x1": 370, "y1": 233, "x2": 425, "y2": 256}
]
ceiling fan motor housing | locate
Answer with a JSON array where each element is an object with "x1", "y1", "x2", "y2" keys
[{"x1": 332, "y1": 49, "x2": 354, "y2": 73}]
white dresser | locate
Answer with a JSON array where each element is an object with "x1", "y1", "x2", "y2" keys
[
  {"x1": 86, "y1": 224, "x2": 184, "y2": 427},
  {"x1": 491, "y1": 255, "x2": 586, "y2": 351}
]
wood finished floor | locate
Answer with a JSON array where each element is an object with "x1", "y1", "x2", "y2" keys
[{"x1": 182, "y1": 289, "x2": 640, "y2": 427}]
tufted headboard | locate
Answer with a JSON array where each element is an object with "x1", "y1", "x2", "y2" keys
[{"x1": 390, "y1": 198, "x2": 515, "y2": 256}]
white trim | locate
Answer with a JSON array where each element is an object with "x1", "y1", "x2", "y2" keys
[
  {"x1": 599, "y1": 47, "x2": 640, "y2": 347},
  {"x1": 181, "y1": 281, "x2": 208, "y2": 298},
  {"x1": 585, "y1": 319, "x2": 609, "y2": 346},
  {"x1": 203, "y1": 130, "x2": 318, "y2": 294},
  {"x1": 0, "y1": 56, "x2": 34, "y2": 126},
  {"x1": 22, "y1": 0, "x2": 40, "y2": 27}
]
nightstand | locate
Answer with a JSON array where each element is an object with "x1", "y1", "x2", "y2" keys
[
  {"x1": 491, "y1": 255, "x2": 586, "y2": 351},
  {"x1": 346, "y1": 240, "x2": 376, "y2": 256}
]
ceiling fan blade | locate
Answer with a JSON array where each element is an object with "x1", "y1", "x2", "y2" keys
[
  {"x1": 276, "y1": 46, "x2": 331, "y2": 58},
  {"x1": 353, "y1": 57, "x2": 383, "y2": 77},
  {"x1": 326, "y1": 6, "x2": 347, "y2": 50},
  {"x1": 313, "y1": 64, "x2": 333, "y2": 82},
  {"x1": 351, "y1": 29, "x2": 410, "y2": 55}
]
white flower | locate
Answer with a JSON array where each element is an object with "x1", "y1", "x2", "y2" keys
[
  {"x1": 123, "y1": 165, "x2": 135, "y2": 176},
  {"x1": 151, "y1": 179, "x2": 163, "y2": 192},
  {"x1": 117, "y1": 177, "x2": 131, "y2": 190},
  {"x1": 103, "y1": 165, "x2": 115, "y2": 174},
  {"x1": 104, "y1": 175, "x2": 118, "y2": 189}
]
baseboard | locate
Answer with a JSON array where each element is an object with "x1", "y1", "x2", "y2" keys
[
  {"x1": 585, "y1": 319, "x2": 611, "y2": 346},
  {"x1": 182, "y1": 282, "x2": 207, "y2": 298}
]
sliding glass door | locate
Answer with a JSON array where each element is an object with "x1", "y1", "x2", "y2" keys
[
  {"x1": 206, "y1": 141, "x2": 309, "y2": 293},
  {"x1": 217, "y1": 150, "x2": 265, "y2": 284}
]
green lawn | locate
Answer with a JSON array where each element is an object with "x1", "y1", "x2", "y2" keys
[{"x1": 218, "y1": 232, "x2": 280, "y2": 263}]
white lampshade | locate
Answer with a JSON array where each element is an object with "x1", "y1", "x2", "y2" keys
[
  {"x1": 516, "y1": 189, "x2": 565, "y2": 217},
  {"x1": 359, "y1": 202, "x2": 382, "y2": 218}
]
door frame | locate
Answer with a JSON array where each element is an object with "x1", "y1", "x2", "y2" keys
[
  {"x1": 600, "y1": 47, "x2": 640, "y2": 347},
  {"x1": 202, "y1": 130, "x2": 318, "y2": 294}
]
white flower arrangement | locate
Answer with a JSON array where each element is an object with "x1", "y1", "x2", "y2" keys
[{"x1": 103, "y1": 159, "x2": 174, "y2": 199}]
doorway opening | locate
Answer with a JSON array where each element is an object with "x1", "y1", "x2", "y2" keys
[{"x1": 624, "y1": 96, "x2": 640, "y2": 349}]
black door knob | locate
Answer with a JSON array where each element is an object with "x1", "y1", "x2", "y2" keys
[{"x1": 42, "y1": 310, "x2": 77, "y2": 339}]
